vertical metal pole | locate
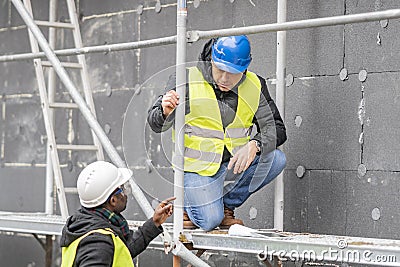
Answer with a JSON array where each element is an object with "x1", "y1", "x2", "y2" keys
[
  {"x1": 45, "y1": 0, "x2": 58, "y2": 215},
  {"x1": 45, "y1": 235, "x2": 53, "y2": 267},
  {"x1": 173, "y1": 0, "x2": 187, "y2": 266},
  {"x1": 274, "y1": 0, "x2": 287, "y2": 231}
]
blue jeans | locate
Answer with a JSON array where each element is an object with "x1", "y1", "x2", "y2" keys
[{"x1": 183, "y1": 149, "x2": 286, "y2": 231}]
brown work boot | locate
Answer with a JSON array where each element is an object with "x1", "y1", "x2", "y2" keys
[
  {"x1": 219, "y1": 207, "x2": 244, "y2": 229},
  {"x1": 183, "y1": 211, "x2": 198, "y2": 229}
]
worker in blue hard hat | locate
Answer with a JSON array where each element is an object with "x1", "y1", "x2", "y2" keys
[{"x1": 147, "y1": 35, "x2": 287, "y2": 231}]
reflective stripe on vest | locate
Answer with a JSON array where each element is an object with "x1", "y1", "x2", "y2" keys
[
  {"x1": 61, "y1": 228, "x2": 134, "y2": 267},
  {"x1": 178, "y1": 67, "x2": 261, "y2": 176}
]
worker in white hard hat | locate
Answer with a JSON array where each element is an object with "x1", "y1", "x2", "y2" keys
[{"x1": 60, "y1": 161, "x2": 175, "y2": 267}]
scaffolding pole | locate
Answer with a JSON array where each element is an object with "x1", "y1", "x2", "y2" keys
[
  {"x1": 173, "y1": 1, "x2": 187, "y2": 266},
  {"x1": 45, "y1": 0, "x2": 58, "y2": 216},
  {"x1": 274, "y1": 0, "x2": 287, "y2": 231},
  {"x1": 187, "y1": 9, "x2": 400, "y2": 41},
  {"x1": 2, "y1": 9, "x2": 400, "y2": 64},
  {"x1": 0, "y1": 36, "x2": 176, "y2": 62}
]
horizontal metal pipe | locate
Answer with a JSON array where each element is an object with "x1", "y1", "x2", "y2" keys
[
  {"x1": 189, "y1": 9, "x2": 400, "y2": 41},
  {"x1": 2, "y1": 9, "x2": 400, "y2": 63},
  {"x1": 0, "y1": 36, "x2": 177, "y2": 62}
]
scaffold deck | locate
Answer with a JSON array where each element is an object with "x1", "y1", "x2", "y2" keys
[{"x1": 1, "y1": 212, "x2": 399, "y2": 266}]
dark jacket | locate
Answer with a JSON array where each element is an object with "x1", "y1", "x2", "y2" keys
[
  {"x1": 147, "y1": 38, "x2": 287, "y2": 162},
  {"x1": 60, "y1": 207, "x2": 162, "y2": 267}
]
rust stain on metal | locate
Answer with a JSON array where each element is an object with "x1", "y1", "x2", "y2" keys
[
  {"x1": 280, "y1": 232, "x2": 312, "y2": 237},
  {"x1": 348, "y1": 241, "x2": 374, "y2": 246},
  {"x1": 208, "y1": 230, "x2": 228, "y2": 235},
  {"x1": 179, "y1": 233, "x2": 190, "y2": 242}
]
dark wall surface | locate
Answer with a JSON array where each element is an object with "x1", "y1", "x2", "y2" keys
[{"x1": 0, "y1": 0, "x2": 399, "y2": 266}]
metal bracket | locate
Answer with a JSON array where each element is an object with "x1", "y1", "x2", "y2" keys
[
  {"x1": 161, "y1": 225, "x2": 174, "y2": 254},
  {"x1": 187, "y1": 31, "x2": 200, "y2": 43}
]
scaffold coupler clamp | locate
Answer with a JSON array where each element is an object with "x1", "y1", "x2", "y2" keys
[{"x1": 161, "y1": 226, "x2": 174, "y2": 254}]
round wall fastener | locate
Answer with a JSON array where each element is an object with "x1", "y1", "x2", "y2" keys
[
  {"x1": 193, "y1": 0, "x2": 200, "y2": 8},
  {"x1": 104, "y1": 123, "x2": 111, "y2": 135},
  {"x1": 296, "y1": 165, "x2": 306, "y2": 178},
  {"x1": 155, "y1": 1, "x2": 162, "y2": 13},
  {"x1": 339, "y1": 68, "x2": 348, "y2": 81},
  {"x1": 137, "y1": 4, "x2": 144, "y2": 15},
  {"x1": 294, "y1": 115, "x2": 303, "y2": 128},
  {"x1": 358, "y1": 164, "x2": 367, "y2": 177},
  {"x1": 286, "y1": 73, "x2": 294, "y2": 86},
  {"x1": 106, "y1": 87, "x2": 112, "y2": 97},
  {"x1": 358, "y1": 69, "x2": 367, "y2": 82},
  {"x1": 380, "y1": 19, "x2": 388, "y2": 28},
  {"x1": 371, "y1": 207, "x2": 381, "y2": 221},
  {"x1": 249, "y1": 207, "x2": 257, "y2": 220}
]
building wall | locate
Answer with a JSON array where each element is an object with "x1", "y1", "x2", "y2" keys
[{"x1": 0, "y1": 0, "x2": 399, "y2": 265}]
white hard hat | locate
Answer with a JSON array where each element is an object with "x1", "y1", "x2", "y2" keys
[{"x1": 77, "y1": 161, "x2": 133, "y2": 208}]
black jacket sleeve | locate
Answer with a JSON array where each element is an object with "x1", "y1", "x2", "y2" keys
[
  {"x1": 147, "y1": 73, "x2": 177, "y2": 133},
  {"x1": 252, "y1": 76, "x2": 287, "y2": 151},
  {"x1": 147, "y1": 95, "x2": 170, "y2": 133},
  {"x1": 147, "y1": 72, "x2": 191, "y2": 133},
  {"x1": 126, "y1": 218, "x2": 163, "y2": 258}
]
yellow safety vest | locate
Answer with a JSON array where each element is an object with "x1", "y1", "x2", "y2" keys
[
  {"x1": 61, "y1": 228, "x2": 134, "y2": 267},
  {"x1": 174, "y1": 67, "x2": 261, "y2": 176}
]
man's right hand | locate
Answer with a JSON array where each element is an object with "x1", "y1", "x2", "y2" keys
[
  {"x1": 161, "y1": 90, "x2": 179, "y2": 117},
  {"x1": 153, "y1": 196, "x2": 176, "y2": 227}
]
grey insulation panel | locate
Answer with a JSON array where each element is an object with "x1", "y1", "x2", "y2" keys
[
  {"x1": 0, "y1": 2, "x2": 9, "y2": 28},
  {"x1": 306, "y1": 170, "x2": 347, "y2": 235},
  {"x1": 286, "y1": 0, "x2": 345, "y2": 77},
  {"x1": 0, "y1": 234, "x2": 45, "y2": 267},
  {"x1": 0, "y1": 166, "x2": 45, "y2": 212},
  {"x1": 362, "y1": 72, "x2": 400, "y2": 171},
  {"x1": 285, "y1": 75, "x2": 361, "y2": 170},
  {"x1": 137, "y1": 6, "x2": 177, "y2": 84},
  {"x1": 3, "y1": 96, "x2": 46, "y2": 164},
  {"x1": 283, "y1": 169, "x2": 309, "y2": 233},
  {"x1": 345, "y1": 171, "x2": 400, "y2": 239},
  {"x1": 344, "y1": 0, "x2": 400, "y2": 73},
  {"x1": 82, "y1": 13, "x2": 138, "y2": 90},
  {"x1": 235, "y1": 177, "x2": 276, "y2": 230}
]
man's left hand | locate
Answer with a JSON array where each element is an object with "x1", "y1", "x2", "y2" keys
[
  {"x1": 228, "y1": 141, "x2": 258, "y2": 174},
  {"x1": 153, "y1": 196, "x2": 176, "y2": 227}
]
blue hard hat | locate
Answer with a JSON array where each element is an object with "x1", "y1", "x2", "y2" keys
[{"x1": 211, "y1": 35, "x2": 252, "y2": 74}]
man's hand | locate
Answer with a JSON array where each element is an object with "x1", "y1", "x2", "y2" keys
[
  {"x1": 161, "y1": 90, "x2": 179, "y2": 117},
  {"x1": 153, "y1": 196, "x2": 176, "y2": 227},
  {"x1": 227, "y1": 141, "x2": 258, "y2": 174}
]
